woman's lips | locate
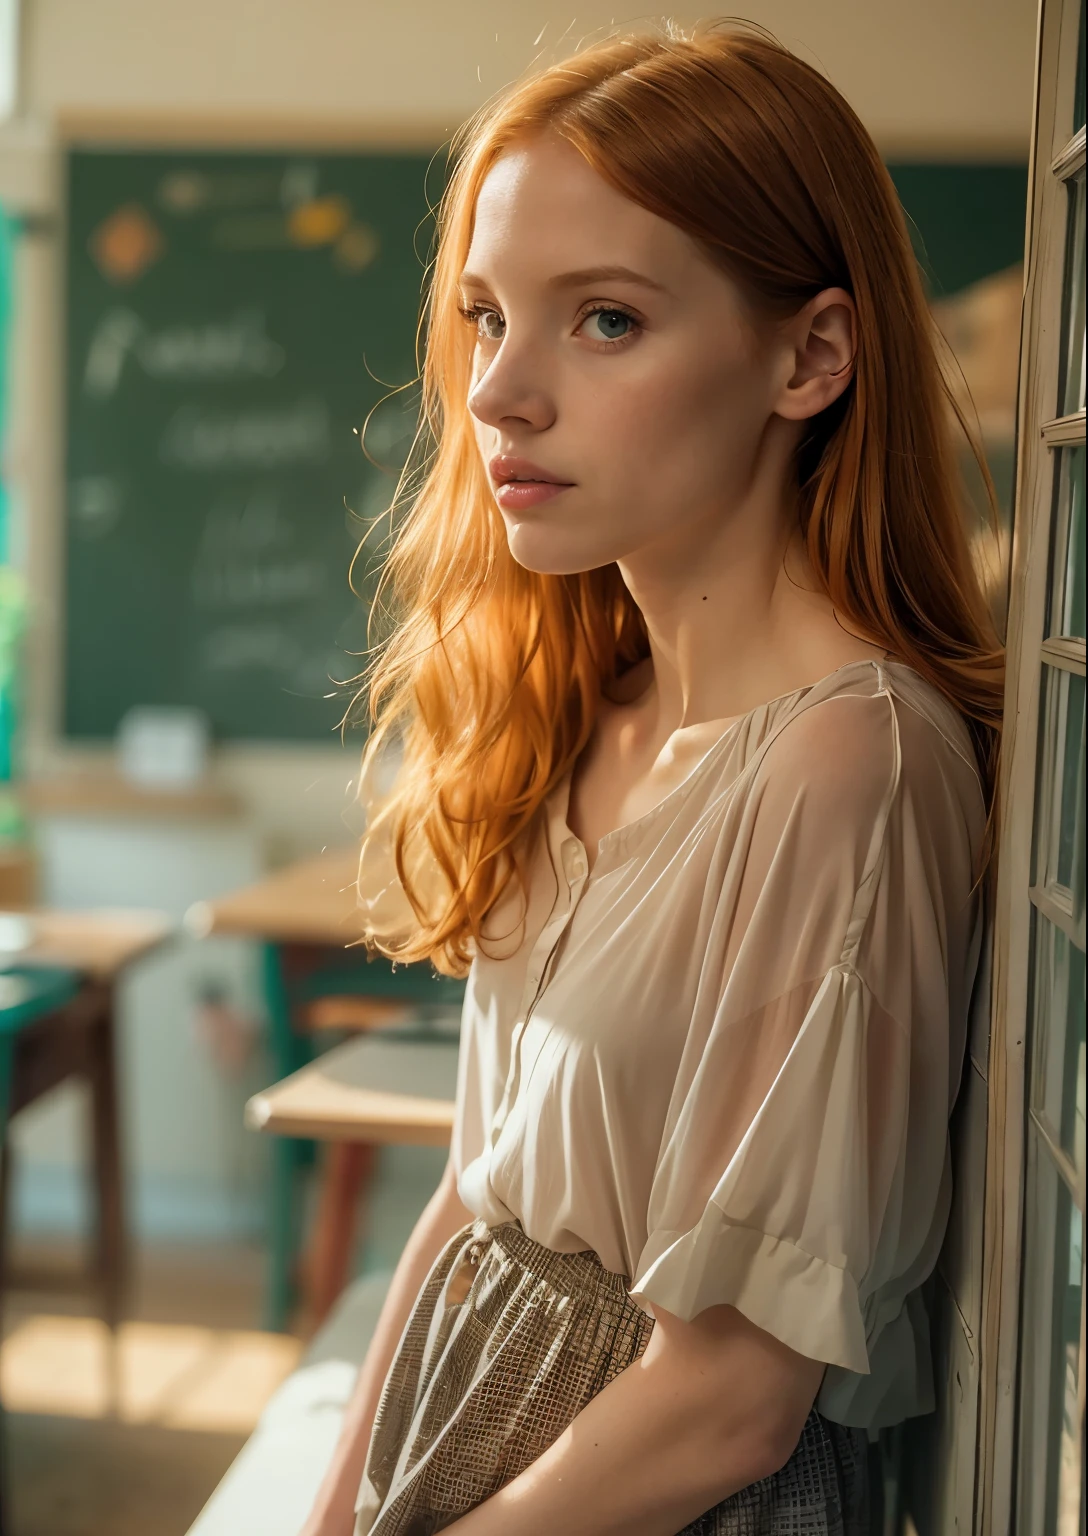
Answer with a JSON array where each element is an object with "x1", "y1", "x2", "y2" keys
[
  {"x1": 494, "y1": 480, "x2": 572, "y2": 510},
  {"x1": 489, "y1": 456, "x2": 574, "y2": 510}
]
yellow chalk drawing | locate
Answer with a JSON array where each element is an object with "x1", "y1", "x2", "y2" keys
[{"x1": 287, "y1": 195, "x2": 352, "y2": 248}]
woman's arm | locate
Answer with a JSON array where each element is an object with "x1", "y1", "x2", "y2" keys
[
  {"x1": 300, "y1": 1158, "x2": 475, "y2": 1536},
  {"x1": 445, "y1": 1297, "x2": 827, "y2": 1536}
]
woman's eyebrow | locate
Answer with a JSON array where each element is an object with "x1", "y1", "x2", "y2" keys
[{"x1": 458, "y1": 264, "x2": 668, "y2": 293}]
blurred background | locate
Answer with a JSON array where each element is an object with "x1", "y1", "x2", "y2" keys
[{"x1": 0, "y1": 3, "x2": 1038, "y2": 1534}]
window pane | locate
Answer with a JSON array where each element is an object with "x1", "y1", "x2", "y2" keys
[
  {"x1": 1031, "y1": 909, "x2": 1087, "y2": 1179},
  {"x1": 1037, "y1": 664, "x2": 1086, "y2": 918},
  {"x1": 1061, "y1": 172, "x2": 1085, "y2": 416},
  {"x1": 1017, "y1": 1133, "x2": 1084, "y2": 1536},
  {"x1": 1048, "y1": 444, "x2": 1085, "y2": 640}
]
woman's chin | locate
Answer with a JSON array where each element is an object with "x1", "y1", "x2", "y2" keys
[{"x1": 504, "y1": 522, "x2": 621, "y2": 577}]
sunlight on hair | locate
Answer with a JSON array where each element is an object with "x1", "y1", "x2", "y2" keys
[{"x1": 351, "y1": 18, "x2": 1006, "y2": 974}]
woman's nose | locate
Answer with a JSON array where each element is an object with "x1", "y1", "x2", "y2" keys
[{"x1": 467, "y1": 340, "x2": 556, "y2": 433}]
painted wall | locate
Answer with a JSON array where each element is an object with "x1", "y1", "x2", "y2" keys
[{"x1": 19, "y1": 0, "x2": 1037, "y2": 156}]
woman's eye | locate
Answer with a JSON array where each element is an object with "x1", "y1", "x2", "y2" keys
[
  {"x1": 478, "y1": 310, "x2": 504, "y2": 342},
  {"x1": 458, "y1": 303, "x2": 638, "y2": 346},
  {"x1": 580, "y1": 308, "x2": 637, "y2": 343},
  {"x1": 459, "y1": 305, "x2": 505, "y2": 342}
]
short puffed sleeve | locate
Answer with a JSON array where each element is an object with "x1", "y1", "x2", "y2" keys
[{"x1": 628, "y1": 687, "x2": 985, "y2": 1415}]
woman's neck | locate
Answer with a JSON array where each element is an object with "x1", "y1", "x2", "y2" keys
[{"x1": 618, "y1": 509, "x2": 852, "y2": 727}]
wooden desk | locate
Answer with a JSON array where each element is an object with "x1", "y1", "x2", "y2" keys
[
  {"x1": 187, "y1": 847, "x2": 363, "y2": 947},
  {"x1": 245, "y1": 1034, "x2": 456, "y2": 1144},
  {"x1": 245, "y1": 1032, "x2": 456, "y2": 1331},
  {"x1": 10, "y1": 907, "x2": 174, "y2": 978},
  {"x1": 186, "y1": 848, "x2": 464, "y2": 1331},
  {"x1": 1, "y1": 907, "x2": 173, "y2": 1312}
]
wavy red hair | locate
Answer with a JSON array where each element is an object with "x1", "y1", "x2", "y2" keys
[{"x1": 352, "y1": 19, "x2": 1005, "y2": 975}]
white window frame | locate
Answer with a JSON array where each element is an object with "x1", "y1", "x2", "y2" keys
[{"x1": 979, "y1": 0, "x2": 1086, "y2": 1529}]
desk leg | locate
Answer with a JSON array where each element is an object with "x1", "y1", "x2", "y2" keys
[
  {"x1": 262, "y1": 943, "x2": 314, "y2": 1333},
  {"x1": 304, "y1": 1140, "x2": 378, "y2": 1333},
  {"x1": 267, "y1": 1136, "x2": 304, "y2": 1334},
  {"x1": 87, "y1": 983, "x2": 128, "y2": 1332}
]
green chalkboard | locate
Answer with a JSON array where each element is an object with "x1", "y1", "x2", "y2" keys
[
  {"x1": 887, "y1": 163, "x2": 1029, "y2": 298},
  {"x1": 64, "y1": 147, "x2": 436, "y2": 741},
  {"x1": 64, "y1": 153, "x2": 1028, "y2": 743}
]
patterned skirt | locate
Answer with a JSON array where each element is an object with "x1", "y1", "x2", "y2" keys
[{"x1": 354, "y1": 1217, "x2": 871, "y2": 1536}]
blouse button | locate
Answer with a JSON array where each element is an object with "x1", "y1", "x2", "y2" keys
[{"x1": 562, "y1": 839, "x2": 587, "y2": 882}]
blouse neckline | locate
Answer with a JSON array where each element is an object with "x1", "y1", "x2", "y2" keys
[{"x1": 553, "y1": 654, "x2": 899, "y2": 865}]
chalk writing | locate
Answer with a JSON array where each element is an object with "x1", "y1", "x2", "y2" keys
[
  {"x1": 160, "y1": 398, "x2": 330, "y2": 469},
  {"x1": 83, "y1": 307, "x2": 286, "y2": 398}
]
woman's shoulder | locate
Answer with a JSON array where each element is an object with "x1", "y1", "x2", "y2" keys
[{"x1": 747, "y1": 657, "x2": 985, "y2": 834}]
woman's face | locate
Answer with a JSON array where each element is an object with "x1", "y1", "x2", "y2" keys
[{"x1": 461, "y1": 132, "x2": 797, "y2": 577}]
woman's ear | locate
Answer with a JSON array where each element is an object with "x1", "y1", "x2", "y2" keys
[{"x1": 773, "y1": 287, "x2": 857, "y2": 421}]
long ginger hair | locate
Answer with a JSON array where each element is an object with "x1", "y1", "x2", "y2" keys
[{"x1": 353, "y1": 20, "x2": 1006, "y2": 976}]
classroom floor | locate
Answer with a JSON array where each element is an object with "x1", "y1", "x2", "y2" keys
[
  {"x1": 0, "y1": 1144, "x2": 445, "y2": 1536},
  {"x1": 1, "y1": 1237, "x2": 304, "y2": 1536}
]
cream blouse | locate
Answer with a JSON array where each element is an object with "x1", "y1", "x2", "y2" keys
[{"x1": 362, "y1": 657, "x2": 990, "y2": 1432}]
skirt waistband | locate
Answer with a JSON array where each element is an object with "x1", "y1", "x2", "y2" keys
[{"x1": 465, "y1": 1216, "x2": 636, "y2": 1300}]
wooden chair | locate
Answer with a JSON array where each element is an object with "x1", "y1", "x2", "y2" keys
[
  {"x1": 289, "y1": 996, "x2": 415, "y2": 1327},
  {"x1": 246, "y1": 1021, "x2": 457, "y2": 1333},
  {"x1": 259, "y1": 944, "x2": 462, "y2": 1331},
  {"x1": 186, "y1": 850, "x2": 465, "y2": 1330}
]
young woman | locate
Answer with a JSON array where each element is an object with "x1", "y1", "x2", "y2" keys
[{"x1": 302, "y1": 21, "x2": 1004, "y2": 1536}]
